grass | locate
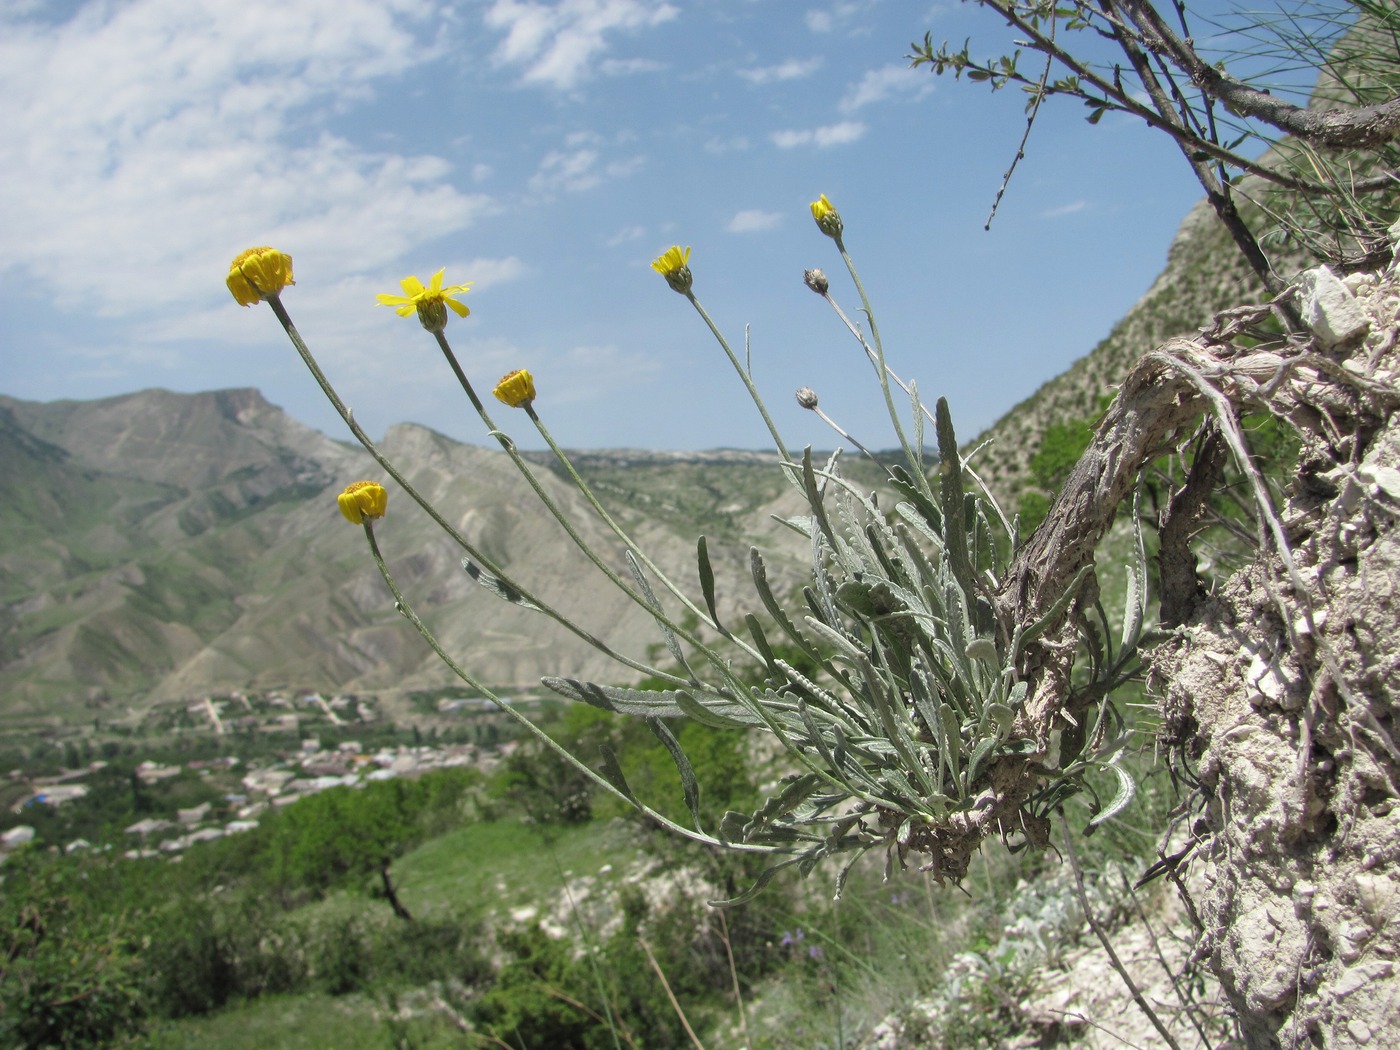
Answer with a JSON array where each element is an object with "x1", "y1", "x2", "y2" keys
[
  {"x1": 138, "y1": 992, "x2": 440, "y2": 1050},
  {"x1": 389, "y1": 817, "x2": 647, "y2": 920}
]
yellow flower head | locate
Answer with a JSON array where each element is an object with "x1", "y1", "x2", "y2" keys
[
  {"x1": 810, "y1": 194, "x2": 843, "y2": 238},
  {"x1": 338, "y1": 480, "x2": 388, "y2": 525},
  {"x1": 227, "y1": 247, "x2": 294, "y2": 306},
  {"x1": 650, "y1": 245, "x2": 693, "y2": 295},
  {"x1": 493, "y1": 369, "x2": 536, "y2": 408},
  {"x1": 376, "y1": 268, "x2": 472, "y2": 333}
]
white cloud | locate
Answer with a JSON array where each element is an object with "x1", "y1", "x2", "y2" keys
[
  {"x1": 771, "y1": 121, "x2": 867, "y2": 149},
  {"x1": 528, "y1": 131, "x2": 643, "y2": 195},
  {"x1": 726, "y1": 210, "x2": 783, "y2": 233},
  {"x1": 704, "y1": 135, "x2": 751, "y2": 154},
  {"x1": 804, "y1": 3, "x2": 871, "y2": 34},
  {"x1": 1042, "y1": 200, "x2": 1089, "y2": 218},
  {"x1": 600, "y1": 56, "x2": 665, "y2": 76},
  {"x1": 839, "y1": 65, "x2": 933, "y2": 112},
  {"x1": 0, "y1": 0, "x2": 489, "y2": 321},
  {"x1": 738, "y1": 57, "x2": 822, "y2": 85},
  {"x1": 484, "y1": 0, "x2": 678, "y2": 91},
  {"x1": 606, "y1": 225, "x2": 647, "y2": 247}
]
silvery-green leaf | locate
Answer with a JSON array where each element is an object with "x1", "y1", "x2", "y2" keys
[
  {"x1": 542, "y1": 677, "x2": 686, "y2": 717},
  {"x1": 648, "y1": 717, "x2": 703, "y2": 830},
  {"x1": 463, "y1": 559, "x2": 540, "y2": 611},
  {"x1": 1088, "y1": 764, "x2": 1137, "y2": 827},
  {"x1": 964, "y1": 737, "x2": 999, "y2": 790},
  {"x1": 965, "y1": 638, "x2": 1000, "y2": 665},
  {"x1": 626, "y1": 550, "x2": 687, "y2": 671},
  {"x1": 597, "y1": 744, "x2": 636, "y2": 802},
  {"x1": 696, "y1": 536, "x2": 723, "y2": 632},
  {"x1": 675, "y1": 689, "x2": 758, "y2": 729}
]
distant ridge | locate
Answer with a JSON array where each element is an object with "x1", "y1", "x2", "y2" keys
[{"x1": 0, "y1": 388, "x2": 811, "y2": 723}]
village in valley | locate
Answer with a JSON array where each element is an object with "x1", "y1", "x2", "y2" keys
[{"x1": 0, "y1": 687, "x2": 532, "y2": 863}]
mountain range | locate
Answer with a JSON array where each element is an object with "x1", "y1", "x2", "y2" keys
[{"x1": 0, "y1": 387, "x2": 826, "y2": 726}]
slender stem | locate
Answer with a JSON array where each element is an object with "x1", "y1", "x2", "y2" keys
[
  {"x1": 832, "y1": 236, "x2": 921, "y2": 477},
  {"x1": 717, "y1": 910, "x2": 751, "y2": 1050},
  {"x1": 358, "y1": 520, "x2": 776, "y2": 853},
  {"x1": 683, "y1": 292, "x2": 794, "y2": 467},
  {"x1": 264, "y1": 294, "x2": 674, "y2": 684},
  {"x1": 425, "y1": 333, "x2": 835, "y2": 769},
  {"x1": 525, "y1": 402, "x2": 757, "y2": 651},
  {"x1": 639, "y1": 939, "x2": 707, "y2": 1050},
  {"x1": 817, "y1": 289, "x2": 1018, "y2": 534},
  {"x1": 549, "y1": 845, "x2": 623, "y2": 1050},
  {"x1": 1060, "y1": 814, "x2": 1185, "y2": 1050},
  {"x1": 432, "y1": 331, "x2": 718, "y2": 654}
]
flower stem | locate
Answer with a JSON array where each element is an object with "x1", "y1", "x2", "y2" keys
[
  {"x1": 432, "y1": 332, "x2": 690, "y2": 642},
  {"x1": 524, "y1": 403, "x2": 754, "y2": 648},
  {"x1": 832, "y1": 236, "x2": 923, "y2": 481},
  {"x1": 265, "y1": 293, "x2": 671, "y2": 682},
  {"x1": 684, "y1": 292, "x2": 794, "y2": 468},
  {"x1": 359, "y1": 520, "x2": 768, "y2": 852}
]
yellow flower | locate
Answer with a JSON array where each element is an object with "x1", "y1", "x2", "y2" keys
[
  {"x1": 493, "y1": 369, "x2": 536, "y2": 408},
  {"x1": 338, "y1": 481, "x2": 388, "y2": 525},
  {"x1": 376, "y1": 268, "x2": 472, "y2": 333},
  {"x1": 650, "y1": 245, "x2": 693, "y2": 294},
  {"x1": 810, "y1": 194, "x2": 842, "y2": 238},
  {"x1": 227, "y1": 247, "x2": 294, "y2": 306}
]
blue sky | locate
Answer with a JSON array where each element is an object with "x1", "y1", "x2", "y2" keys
[{"x1": 0, "y1": 0, "x2": 1280, "y2": 452}]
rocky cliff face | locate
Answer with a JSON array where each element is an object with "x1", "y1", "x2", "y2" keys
[{"x1": 1149, "y1": 263, "x2": 1400, "y2": 1048}]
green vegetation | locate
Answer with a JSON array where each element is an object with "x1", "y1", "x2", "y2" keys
[{"x1": 0, "y1": 680, "x2": 1194, "y2": 1048}]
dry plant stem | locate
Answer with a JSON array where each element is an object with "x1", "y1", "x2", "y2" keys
[
  {"x1": 355, "y1": 507, "x2": 776, "y2": 853},
  {"x1": 716, "y1": 909, "x2": 751, "y2": 1050},
  {"x1": 1060, "y1": 816, "x2": 1184, "y2": 1050},
  {"x1": 550, "y1": 846, "x2": 623, "y2": 1050},
  {"x1": 963, "y1": 3, "x2": 1360, "y2": 196},
  {"x1": 1101, "y1": 0, "x2": 1282, "y2": 298},
  {"x1": 985, "y1": 24, "x2": 1056, "y2": 230},
  {"x1": 1042, "y1": 1010, "x2": 1154, "y2": 1050},
  {"x1": 638, "y1": 939, "x2": 707, "y2": 1050},
  {"x1": 1114, "y1": 0, "x2": 1400, "y2": 149},
  {"x1": 264, "y1": 294, "x2": 667, "y2": 682},
  {"x1": 541, "y1": 988, "x2": 639, "y2": 1050},
  {"x1": 1120, "y1": 870, "x2": 1216, "y2": 1049}
]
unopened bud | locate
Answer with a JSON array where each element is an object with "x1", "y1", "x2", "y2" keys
[
  {"x1": 795, "y1": 387, "x2": 819, "y2": 409},
  {"x1": 804, "y1": 269, "x2": 829, "y2": 295}
]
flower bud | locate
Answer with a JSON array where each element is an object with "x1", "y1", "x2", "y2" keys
[
  {"x1": 418, "y1": 299, "x2": 449, "y2": 333},
  {"x1": 493, "y1": 369, "x2": 536, "y2": 408},
  {"x1": 338, "y1": 481, "x2": 388, "y2": 524},
  {"x1": 803, "y1": 269, "x2": 829, "y2": 295},
  {"x1": 227, "y1": 247, "x2": 294, "y2": 306},
  {"x1": 795, "y1": 387, "x2": 819, "y2": 409},
  {"x1": 809, "y1": 195, "x2": 842, "y2": 239}
]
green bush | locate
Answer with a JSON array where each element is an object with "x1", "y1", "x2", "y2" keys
[{"x1": 0, "y1": 853, "x2": 149, "y2": 1049}]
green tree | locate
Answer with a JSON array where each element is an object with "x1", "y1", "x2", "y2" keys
[
  {"x1": 0, "y1": 853, "x2": 149, "y2": 1049},
  {"x1": 263, "y1": 776, "x2": 468, "y2": 920}
]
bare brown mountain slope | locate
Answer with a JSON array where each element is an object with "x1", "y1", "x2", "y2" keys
[{"x1": 0, "y1": 389, "x2": 810, "y2": 722}]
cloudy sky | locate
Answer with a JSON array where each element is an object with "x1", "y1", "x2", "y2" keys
[{"x1": 0, "y1": 0, "x2": 1277, "y2": 452}]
